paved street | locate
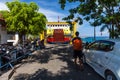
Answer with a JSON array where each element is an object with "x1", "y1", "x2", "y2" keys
[
  {"x1": 0, "y1": 44, "x2": 105, "y2": 80},
  {"x1": 26, "y1": 44, "x2": 105, "y2": 80}
]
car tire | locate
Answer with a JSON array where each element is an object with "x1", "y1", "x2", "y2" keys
[{"x1": 105, "y1": 71, "x2": 117, "y2": 80}]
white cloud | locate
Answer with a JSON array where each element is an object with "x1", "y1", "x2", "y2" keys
[
  {"x1": 39, "y1": 8, "x2": 66, "y2": 22},
  {"x1": 0, "y1": 2, "x2": 66, "y2": 22},
  {"x1": 0, "y1": 2, "x2": 9, "y2": 10}
]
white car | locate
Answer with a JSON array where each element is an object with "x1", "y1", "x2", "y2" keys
[{"x1": 83, "y1": 39, "x2": 120, "y2": 80}]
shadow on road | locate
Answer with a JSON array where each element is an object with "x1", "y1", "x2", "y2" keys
[{"x1": 13, "y1": 44, "x2": 105, "y2": 80}]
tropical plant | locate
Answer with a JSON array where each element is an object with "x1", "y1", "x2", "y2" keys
[
  {"x1": 0, "y1": 0, "x2": 47, "y2": 41},
  {"x1": 59, "y1": 0, "x2": 120, "y2": 38}
]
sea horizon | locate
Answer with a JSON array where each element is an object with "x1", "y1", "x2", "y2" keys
[
  {"x1": 81, "y1": 35, "x2": 109, "y2": 38},
  {"x1": 81, "y1": 36, "x2": 109, "y2": 43}
]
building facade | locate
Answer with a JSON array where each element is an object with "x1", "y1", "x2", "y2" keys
[
  {"x1": 46, "y1": 22, "x2": 72, "y2": 44},
  {"x1": 0, "y1": 14, "x2": 18, "y2": 45},
  {"x1": 0, "y1": 16, "x2": 7, "y2": 44}
]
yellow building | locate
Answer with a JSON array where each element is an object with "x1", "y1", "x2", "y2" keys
[
  {"x1": 46, "y1": 22, "x2": 72, "y2": 44},
  {"x1": 46, "y1": 22, "x2": 71, "y2": 36},
  {"x1": 40, "y1": 21, "x2": 77, "y2": 44}
]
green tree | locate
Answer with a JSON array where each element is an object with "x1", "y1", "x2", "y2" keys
[
  {"x1": 59, "y1": 0, "x2": 120, "y2": 38},
  {"x1": 0, "y1": 10, "x2": 9, "y2": 19},
  {"x1": 0, "y1": 0, "x2": 47, "y2": 41},
  {"x1": 0, "y1": 10, "x2": 9, "y2": 26}
]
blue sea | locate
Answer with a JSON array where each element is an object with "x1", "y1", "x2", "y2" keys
[{"x1": 82, "y1": 36, "x2": 109, "y2": 43}]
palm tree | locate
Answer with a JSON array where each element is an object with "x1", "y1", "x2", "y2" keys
[{"x1": 100, "y1": 22, "x2": 116, "y2": 39}]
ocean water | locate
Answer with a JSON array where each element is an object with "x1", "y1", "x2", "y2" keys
[{"x1": 82, "y1": 36, "x2": 109, "y2": 43}]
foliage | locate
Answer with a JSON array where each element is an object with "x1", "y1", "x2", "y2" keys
[
  {"x1": 0, "y1": 10, "x2": 9, "y2": 26},
  {"x1": 59, "y1": 0, "x2": 120, "y2": 38},
  {"x1": 0, "y1": 0, "x2": 47, "y2": 36},
  {"x1": 0, "y1": 10, "x2": 9, "y2": 19}
]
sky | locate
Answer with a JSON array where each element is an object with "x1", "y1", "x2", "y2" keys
[{"x1": 0, "y1": 0, "x2": 109, "y2": 37}]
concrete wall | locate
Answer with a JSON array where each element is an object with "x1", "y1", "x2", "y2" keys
[
  {"x1": 0, "y1": 26, "x2": 19, "y2": 45},
  {"x1": 7, "y1": 33, "x2": 19, "y2": 46},
  {"x1": 0, "y1": 26, "x2": 7, "y2": 44}
]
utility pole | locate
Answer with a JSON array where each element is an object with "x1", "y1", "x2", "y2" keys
[
  {"x1": 94, "y1": 25, "x2": 96, "y2": 40},
  {"x1": 93, "y1": 18, "x2": 96, "y2": 41},
  {"x1": 93, "y1": 9, "x2": 98, "y2": 41}
]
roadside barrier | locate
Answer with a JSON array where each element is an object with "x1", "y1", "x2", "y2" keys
[
  {"x1": 0, "y1": 44, "x2": 32, "y2": 71},
  {"x1": 0, "y1": 39, "x2": 45, "y2": 75}
]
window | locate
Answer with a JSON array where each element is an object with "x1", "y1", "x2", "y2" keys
[
  {"x1": 88, "y1": 40, "x2": 115, "y2": 51},
  {"x1": 99, "y1": 41, "x2": 114, "y2": 52},
  {"x1": 88, "y1": 41, "x2": 100, "y2": 50}
]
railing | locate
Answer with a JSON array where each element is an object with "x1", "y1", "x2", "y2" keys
[{"x1": 0, "y1": 39, "x2": 45, "y2": 74}]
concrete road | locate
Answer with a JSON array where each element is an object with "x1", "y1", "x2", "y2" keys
[
  {"x1": 27, "y1": 44, "x2": 105, "y2": 80},
  {"x1": 0, "y1": 44, "x2": 105, "y2": 80}
]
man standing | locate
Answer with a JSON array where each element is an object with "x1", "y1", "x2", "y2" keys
[{"x1": 72, "y1": 31, "x2": 84, "y2": 70}]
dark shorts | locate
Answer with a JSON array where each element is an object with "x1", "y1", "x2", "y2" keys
[{"x1": 73, "y1": 50, "x2": 83, "y2": 59}]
